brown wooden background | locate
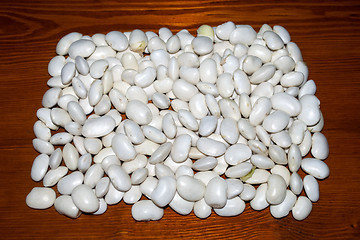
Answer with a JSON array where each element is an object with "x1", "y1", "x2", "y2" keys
[{"x1": 0, "y1": 0, "x2": 359, "y2": 239}]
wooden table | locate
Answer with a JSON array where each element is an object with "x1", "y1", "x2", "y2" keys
[{"x1": 0, "y1": 0, "x2": 359, "y2": 239}]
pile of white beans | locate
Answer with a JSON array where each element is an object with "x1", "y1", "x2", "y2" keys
[{"x1": 26, "y1": 22, "x2": 330, "y2": 221}]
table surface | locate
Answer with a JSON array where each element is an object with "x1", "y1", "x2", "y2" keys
[{"x1": 0, "y1": 0, "x2": 359, "y2": 239}]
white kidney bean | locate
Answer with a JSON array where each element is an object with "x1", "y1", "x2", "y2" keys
[
  {"x1": 77, "y1": 153, "x2": 92, "y2": 173},
  {"x1": 132, "y1": 200, "x2": 164, "y2": 221},
  {"x1": 131, "y1": 168, "x2": 148, "y2": 185},
  {"x1": 62, "y1": 143, "x2": 79, "y2": 170},
  {"x1": 123, "y1": 186, "x2": 142, "y2": 204},
  {"x1": 299, "y1": 130, "x2": 312, "y2": 156},
  {"x1": 197, "y1": 137, "x2": 226, "y2": 157},
  {"x1": 142, "y1": 125, "x2": 166, "y2": 144},
  {"x1": 238, "y1": 94, "x2": 251, "y2": 119},
  {"x1": 311, "y1": 132, "x2": 329, "y2": 160},
  {"x1": 292, "y1": 196, "x2": 312, "y2": 220},
  {"x1": 125, "y1": 100, "x2": 152, "y2": 125},
  {"x1": 189, "y1": 93, "x2": 208, "y2": 119},
  {"x1": 301, "y1": 158, "x2": 330, "y2": 180},
  {"x1": 220, "y1": 118, "x2": 238, "y2": 144},
  {"x1": 216, "y1": 21, "x2": 236, "y2": 40},
  {"x1": 105, "y1": 182, "x2": 124, "y2": 205},
  {"x1": 155, "y1": 163, "x2": 175, "y2": 179},
  {"x1": 68, "y1": 39, "x2": 96, "y2": 59},
  {"x1": 251, "y1": 154, "x2": 275, "y2": 169},
  {"x1": 50, "y1": 132, "x2": 73, "y2": 145},
  {"x1": 287, "y1": 144, "x2": 302, "y2": 173},
  {"x1": 240, "y1": 184, "x2": 256, "y2": 201},
  {"x1": 262, "y1": 110, "x2": 290, "y2": 133},
  {"x1": 248, "y1": 44, "x2": 271, "y2": 63},
  {"x1": 290, "y1": 172, "x2": 303, "y2": 195},
  {"x1": 178, "y1": 109, "x2": 198, "y2": 131},
  {"x1": 107, "y1": 164, "x2": 131, "y2": 192},
  {"x1": 42, "y1": 87, "x2": 62, "y2": 108},
  {"x1": 250, "y1": 64, "x2": 276, "y2": 84},
  {"x1": 237, "y1": 118, "x2": 255, "y2": 140},
  {"x1": 218, "y1": 98, "x2": 241, "y2": 121},
  {"x1": 84, "y1": 163, "x2": 104, "y2": 188},
  {"x1": 74, "y1": 56, "x2": 89, "y2": 76},
  {"x1": 92, "y1": 198, "x2": 107, "y2": 215},
  {"x1": 150, "y1": 176, "x2": 176, "y2": 207},
  {"x1": 33, "y1": 120, "x2": 51, "y2": 142},
  {"x1": 168, "y1": 192, "x2": 194, "y2": 215},
  {"x1": 271, "y1": 165, "x2": 290, "y2": 185},
  {"x1": 266, "y1": 174, "x2": 287, "y2": 205},
  {"x1": 289, "y1": 119, "x2": 307, "y2": 145},
  {"x1": 49, "y1": 148, "x2": 62, "y2": 169},
  {"x1": 204, "y1": 177, "x2": 227, "y2": 208},
  {"x1": 192, "y1": 157, "x2": 217, "y2": 171},
  {"x1": 268, "y1": 144, "x2": 286, "y2": 165},
  {"x1": 26, "y1": 187, "x2": 56, "y2": 210},
  {"x1": 271, "y1": 131, "x2": 292, "y2": 149},
  {"x1": 249, "y1": 97, "x2": 272, "y2": 126},
  {"x1": 172, "y1": 79, "x2": 199, "y2": 101},
  {"x1": 198, "y1": 116, "x2": 216, "y2": 137},
  {"x1": 176, "y1": 175, "x2": 205, "y2": 202},
  {"x1": 263, "y1": 31, "x2": 284, "y2": 50},
  {"x1": 148, "y1": 142, "x2": 172, "y2": 164},
  {"x1": 250, "y1": 183, "x2": 269, "y2": 211},
  {"x1": 56, "y1": 32, "x2": 83, "y2": 55},
  {"x1": 105, "y1": 31, "x2": 128, "y2": 51},
  {"x1": 192, "y1": 36, "x2": 213, "y2": 55},
  {"x1": 245, "y1": 169, "x2": 270, "y2": 185},
  {"x1": 57, "y1": 171, "x2": 83, "y2": 195},
  {"x1": 229, "y1": 25, "x2": 257, "y2": 45},
  {"x1": 192, "y1": 198, "x2": 211, "y2": 219},
  {"x1": 123, "y1": 120, "x2": 144, "y2": 145},
  {"x1": 270, "y1": 190, "x2": 296, "y2": 218},
  {"x1": 54, "y1": 195, "x2": 81, "y2": 219},
  {"x1": 37, "y1": 108, "x2": 58, "y2": 130},
  {"x1": 224, "y1": 143, "x2": 251, "y2": 165},
  {"x1": 43, "y1": 166, "x2": 68, "y2": 187},
  {"x1": 226, "y1": 179, "x2": 244, "y2": 199},
  {"x1": 298, "y1": 94, "x2": 321, "y2": 126},
  {"x1": 48, "y1": 56, "x2": 66, "y2": 77},
  {"x1": 95, "y1": 177, "x2": 110, "y2": 198},
  {"x1": 31, "y1": 154, "x2": 49, "y2": 182},
  {"x1": 72, "y1": 184, "x2": 99, "y2": 213},
  {"x1": 214, "y1": 197, "x2": 246, "y2": 217},
  {"x1": 171, "y1": 134, "x2": 191, "y2": 163},
  {"x1": 225, "y1": 162, "x2": 252, "y2": 179},
  {"x1": 303, "y1": 175, "x2": 320, "y2": 202}
]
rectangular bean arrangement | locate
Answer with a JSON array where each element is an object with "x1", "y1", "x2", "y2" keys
[{"x1": 27, "y1": 22, "x2": 330, "y2": 221}]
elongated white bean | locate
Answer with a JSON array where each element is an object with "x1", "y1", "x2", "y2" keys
[
  {"x1": 204, "y1": 177, "x2": 227, "y2": 208},
  {"x1": 151, "y1": 176, "x2": 177, "y2": 207},
  {"x1": 250, "y1": 183, "x2": 269, "y2": 211},
  {"x1": 171, "y1": 134, "x2": 191, "y2": 163},
  {"x1": 311, "y1": 132, "x2": 329, "y2": 160},
  {"x1": 303, "y1": 175, "x2": 320, "y2": 202},
  {"x1": 292, "y1": 196, "x2": 312, "y2": 220},
  {"x1": 301, "y1": 158, "x2": 330, "y2": 180}
]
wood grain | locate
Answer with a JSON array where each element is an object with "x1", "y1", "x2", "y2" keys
[{"x1": 0, "y1": 0, "x2": 359, "y2": 239}]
